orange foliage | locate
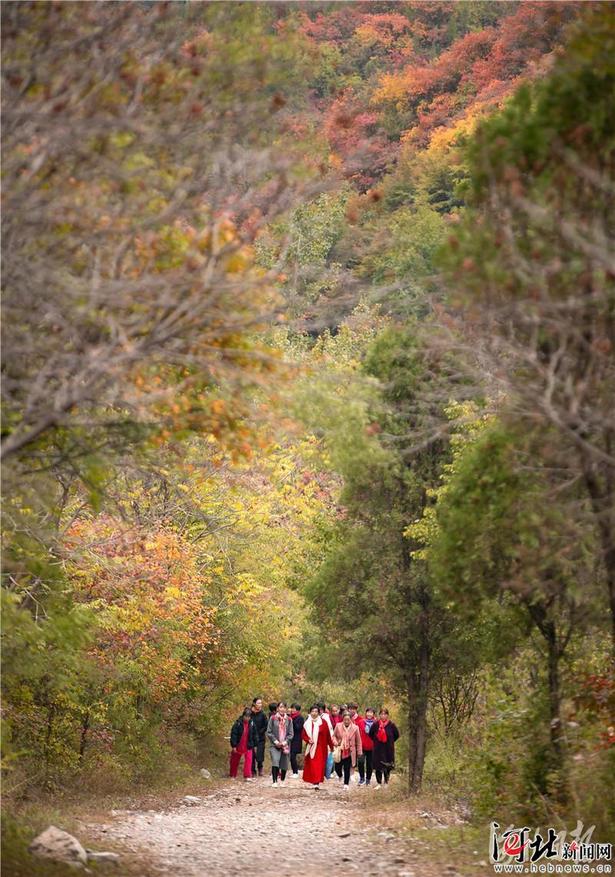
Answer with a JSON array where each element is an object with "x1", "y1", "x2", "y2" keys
[
  {"x1": 375, "y1": 3, "x2": 576, "y2": 147},
  {"x1": 66, "y1": 517, "x2": 218, "y2": 700}
]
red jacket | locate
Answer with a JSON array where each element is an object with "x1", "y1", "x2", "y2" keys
[{"x1": 356, "y1": 716, "x2": 375, "y2": 751}]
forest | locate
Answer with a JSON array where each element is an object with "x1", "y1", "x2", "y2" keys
[{"x1": 2, "y1": 1, "x2": 614, "y2": 873}]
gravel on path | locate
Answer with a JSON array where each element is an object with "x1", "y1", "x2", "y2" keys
[{"x1": 88, "y1": 775, "x2": 416, "y2": 876}]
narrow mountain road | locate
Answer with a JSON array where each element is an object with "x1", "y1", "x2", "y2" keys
[{"x1": 87, "y1": 776, "x2": 423, "y2": 876}]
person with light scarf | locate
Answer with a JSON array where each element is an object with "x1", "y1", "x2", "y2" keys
[
  {"x1": 266, "y1": 701, "x2": 293, "y2": 786},
  {"x1": 301, "y1": 704, "x2": 334, "y2": 789}
]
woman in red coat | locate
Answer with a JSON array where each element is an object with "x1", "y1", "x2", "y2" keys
[{"x1": 301, "y1": 704, "x2": 334, "y2": 789}]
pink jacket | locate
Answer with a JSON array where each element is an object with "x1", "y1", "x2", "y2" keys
[{"x1": 333, "y1": 721, "x2": 363, "y2": 767}]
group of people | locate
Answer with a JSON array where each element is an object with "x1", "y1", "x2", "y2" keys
[{"x1": 229, "y1": 698, "x2": 399, "y2": 790}]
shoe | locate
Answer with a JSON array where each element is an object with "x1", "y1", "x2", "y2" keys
[
  {"x1": 292, "y1": 773, "x2": 299, "y2": 778},
  {"x1": 374, "y1": 784, "x2": 382, "y2": 790},
  {"x1": 343, "y1": 785, "x2": 349, "y2": 791},
  {"x1": 358, "y1": 779, "x2": 365, "y2": 786},
  {"x1": 258, "y1": 768, "x2": 263, "y2": 777},
  {"x1": 271, "y1": 780, "x2": 278, "y2": 786},
  {"x1": 244, "y1": 777, "x2": 253, "y2": 782},
  {"x1": 313, "y1": 784, "x2": 320, "y2": 790}
]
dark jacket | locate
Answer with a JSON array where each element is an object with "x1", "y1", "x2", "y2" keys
[
  {"x1": 369, "y1": 720, "x2": 399, "y2": 770},
  {"x1": 251, "y1": 709, "x2": 269, "y2": 743},
  {"x1": 230, "y1": 716, "x2": 258, "y2": 749},
  {"x1": 290, "y1": 712, "x2": 304, "y2": 753}
]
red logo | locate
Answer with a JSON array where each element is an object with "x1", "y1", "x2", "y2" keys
[{"x1": 503, "y1": 833, "x2": 528, "y2": 857}]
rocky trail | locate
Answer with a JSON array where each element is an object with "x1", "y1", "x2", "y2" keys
[{"x1": 84, "y1": 775, "x2": 434, "y2": 876}]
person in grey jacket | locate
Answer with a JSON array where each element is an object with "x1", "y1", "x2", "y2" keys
[{"x1": 266, "y1": 701, "x2": 293, "y2": 786}]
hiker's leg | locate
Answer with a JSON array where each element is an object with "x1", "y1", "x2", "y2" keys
[
  {"x1": 229, "y1": 750, "x2": 241, "y2": 778},
  {"x1": 342, "y1": 756, "x2": 351, "y2": 785},
  {"x1": 357, "y1": 754, "x2": 365, "y2": 782},
  {"x1": 366, "y1": 750, "x2": 373, "y2": 784}
]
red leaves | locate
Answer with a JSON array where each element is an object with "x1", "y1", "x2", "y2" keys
[
  {"x1": 572, "y1": 673, "x2": 615, "y2": 749},
  {"x1": 375, "y1": 3, "x2": 573, "y2": 147},
  {"x1": 323, "y1": 91, "x2": 394, "y2": 190}
]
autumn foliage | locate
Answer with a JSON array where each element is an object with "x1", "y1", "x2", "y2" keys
[
  {"x1": 2, "y1": 1, "x2": 611, "y2": 846},
  {"x1": 296, "y1": 1, "x2": 579, "y2": 184}
]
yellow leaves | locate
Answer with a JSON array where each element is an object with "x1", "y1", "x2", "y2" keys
[
  {"x1": 124, "y1": 151, "x2": 155, "y2": 172},
  {"x1": 109, "y1": 131, "x2": 135, "y2": 149},
  {"x1": 373, "y1": 71, "x2": 408, "y2": 104},
  {"x1": 210, "y1": 399, "x2": 226, "y2": 416},
  {"x1": 164, "y1": 586, "x2": 182, "y2": 600},
  {"x1": 211, "y1": 217, "x2": 237, "y2": 253},
  {"x1": 235, "y1": 573, "x2": 264, "y2": 598},
  {"x1": 60, "y1": 417, "x2": 339, "y2": 710},
  {"x1": 224, "y1": 245, "x2": 254, "y2": 274}
]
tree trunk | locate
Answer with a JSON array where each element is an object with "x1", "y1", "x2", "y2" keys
[
  {"x1": 545, "y1": 621, "x2": 562, "y2": 762},
  {"x1": 580, "y1": 449, "x2": 615, "y2": 652},
  {"x1": 44, "y1": 701, "x2": 56, "y2": 776},
  {"x1": 79, "y1": 710, "x2": 90, "y2": 761},
  {"x1": 411, "y1": 672, "x2": 429, "y2": 792},
  {"x1": 407, "y1": 677, "x2": 416, "y2": 794},
  {"x1": 406, "y1": 584, "x2": 431, "y2": 794},
  {"x1": 525, "y1": 596, "x2": 567, "y2": 801}
]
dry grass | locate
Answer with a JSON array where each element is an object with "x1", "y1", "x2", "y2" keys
[
  {"x1": 2, "y1": 760, "x2": 226, "y2": 876},
  {"x1": 352, "y1": 779, "x2": 489, "y2": 877}
]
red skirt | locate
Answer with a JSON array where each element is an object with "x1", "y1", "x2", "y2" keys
[{"x1": 302, "y1": 726, "x2": 331, "y2": 784}]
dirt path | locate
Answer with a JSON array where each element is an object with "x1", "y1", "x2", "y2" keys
[{"x1": 87, "y1": 775, "x2": 419, "y2": 876}]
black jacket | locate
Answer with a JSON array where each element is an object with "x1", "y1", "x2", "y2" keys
[
  {"x1": 230, "y1": 716, "x2": 258, "y2": 749},
  {"x1": 369, "y1": 720, "x2": 399, "y2": 770},
  {"x1": 290, "y1": 712, "x2": 304, "y2": 753},
  {"x1": 251, "y1": 709, "x2": 269, "y2": 742}
]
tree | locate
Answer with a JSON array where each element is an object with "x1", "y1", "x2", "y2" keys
[
  {"x1": 408, "y1": 404, "x2": 605, "y2": 797},
  {"x1": 297, "y1": 321, "x2": 469, "y2": 791},
  {"x1": 375, "y1": 3, "x2": 578, "y2": 147},
  {"x1": 0, "y1": 1, "x2": 323, "y2": 788},
  {"x1": 1, "y1": 2, "x2": 315, "y2": 466},
  {"x1": 440, "y1": 8, "x2": 615, "y2": 646}
]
